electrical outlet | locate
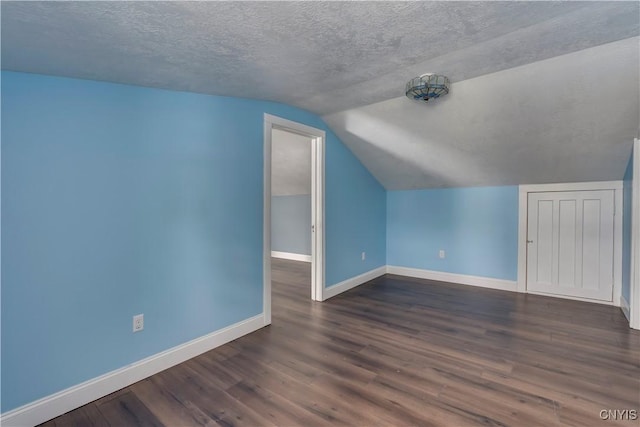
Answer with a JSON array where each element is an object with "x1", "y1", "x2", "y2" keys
[
  {"x1": 133, "y1": 314, "x2": 144, "y2": 332},
  {"x1": 361, "y1": 251, "x2": 366, "y2": 261},
  {"x1": 439, "y1": 250, "x2": 445, "y2": 259}
]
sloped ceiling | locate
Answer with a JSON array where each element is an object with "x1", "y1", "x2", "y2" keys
[
  {"x1": 2, "y1": 1, "x2": 639, "y2": 189},
  {"x1": 324, "y1": 37, "x2": 640, "y2": 189}
]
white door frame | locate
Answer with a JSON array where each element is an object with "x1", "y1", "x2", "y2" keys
[
  {"x1": 517, "y1": 181, "x2": 623, "y2": 306},
  {"x1": 263, "y1": 113, "x2": 325, "y2": 325},
  {"x1": 630, "y1": 138, "x2": 640, "y2": 329}
]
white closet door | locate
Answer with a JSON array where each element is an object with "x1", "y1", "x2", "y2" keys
[{"x1": 527, "y1": 190, "x2": 614, "y2": 301}]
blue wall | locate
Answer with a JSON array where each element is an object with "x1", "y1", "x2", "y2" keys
[
  {"x1": 622, "y1": 149, "x2": 634, "y2": 303},
  {"x1": 1, "y1": 71, "x2": 386, "y2": 412},
  {"x1": 271, "y1": 195, "x2": 311, "y2": 255},
  {"x1": 387, "y1": 186, "x2": 519, "y2": 281},
  {"x1": 325, "y1": 139, "x2": 387, "y2": 286}
]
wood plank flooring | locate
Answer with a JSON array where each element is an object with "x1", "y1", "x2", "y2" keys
[{"x1": 42, "y1": 258, "x2": 639, "y2": 426}]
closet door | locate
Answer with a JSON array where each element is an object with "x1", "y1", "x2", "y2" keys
[{"x1": 527, "y1": 190, "x2": 614, "y2": 301}]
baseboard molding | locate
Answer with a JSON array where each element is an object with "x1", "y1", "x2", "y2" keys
[
  {"x1": 386, "y1": 266, "x2": 517, "y2": 293},
  {"x1": 271, "y1": 251, "x2": 311, "y2": 262},
  {"x1": 323, "y1": 266, "x2": 387, "y2": 300},
  {"x1": 1, "y1": 314, "x2": 266, "y2": 427},
  {"x1": 620, "y1": 295, "x2": 631, "y2": 322}
]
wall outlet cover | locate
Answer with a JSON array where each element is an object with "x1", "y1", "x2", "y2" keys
[{"x1": 133, "y1": 314, "x2": 144, "y2": 332}]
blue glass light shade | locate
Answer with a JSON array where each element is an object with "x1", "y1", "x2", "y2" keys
[{"x1": 406, "y1": 74, "x2": 450, "y2": 102}]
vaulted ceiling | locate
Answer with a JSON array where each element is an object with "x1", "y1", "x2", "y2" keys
[
  {"x1": 325, "y1": 37, "x2": 639, "y2": 189},
  {"x1": 2, "y1": 1, "x2": 639, "y2": 189}
]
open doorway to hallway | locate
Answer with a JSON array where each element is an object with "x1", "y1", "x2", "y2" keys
[
  {"x1": 271, "y1": 127, "x2": 314, "y2": 309},
  {"x1": 263, "y1": 114, "x2": 326, "y2": 325}
]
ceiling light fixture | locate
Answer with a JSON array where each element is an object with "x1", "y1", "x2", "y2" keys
[{"x1": 405, "y1": 73, "x2": 450, "y2": 102}]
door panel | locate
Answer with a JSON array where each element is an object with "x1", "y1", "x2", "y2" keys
[
  {"x1": 535, "y1": 200, "x2": 554, "y2": 285},
  {"x1": 527, "y1": 190, "x2": 614, "y2": 301},
  {"x1": 557, "y1": 200, "x2": 577, "y2": 288},
  {"x1": 581, "y1": 198, "x2": 601, "y2": 291}
]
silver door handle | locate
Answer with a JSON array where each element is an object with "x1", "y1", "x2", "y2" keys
[{"x1": 527, "y1": 240, "x2": 534, "y2": 244}]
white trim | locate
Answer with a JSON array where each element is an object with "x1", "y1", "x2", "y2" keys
[
  {"x1": 263, "y1": 117, "x2": 272, "y2": 326},
  {"x1": 614, "y1": 185, "x2": 623, "y2": 305},
  {"x1": 264, "y1": 114, "x2": 325, "y2": 305},
  {"x1": 517, "y1": 188, "x2": 528, "y2": 293},
  {"x1": 519, "y1": 181, "x2": 622, "y2": 193},
  {"x1": 271, "y1": 251, "x2": 311, "y2": 262},
  {"x1": 387, "y1": 266, "x2": 517, "y2": 292},
  {"x1": 323, "y1": 266, "x2": 387, "y2": 300},
  {"x1": 264, "y1": 113, "x2": 324, "y2": 138},
  {"x1": 631, "y1": 138, "x2": 640, "y2": 329},
  {"x1": 311, "y1": 132, "x2": 326, "y2": 302},
  {"x1": 518, "y1": 181, "x2": 624, "y2": 306},
  {"x1": 0, "y1": 314, "x2": 265, "y2": 427},
  {"x1": 620, "y1": 295, "x2": 631, "y2": 322}
]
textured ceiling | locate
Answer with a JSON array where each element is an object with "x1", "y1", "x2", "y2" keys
[
  {"x1": 272, "y1": 129, "x2": 311, "y2": 196},
  {"x1": 2, "y1": 1, "x2": 639, "y2": 189},
  {"x1": 2, "y1": 1, "x2": 638, "y2": 115},
  {"x1": 324, "y1": 37, "x2": 640, "y2": 190}
]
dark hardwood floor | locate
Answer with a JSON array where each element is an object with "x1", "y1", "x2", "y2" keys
[{"x1": 42, "y1": 258, "x2": 639, "y2": 426}]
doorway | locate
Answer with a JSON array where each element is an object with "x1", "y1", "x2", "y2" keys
[
  {"x1": 518, "y1": 181, "x2": 623, "y2": 305},
  {"x1": 527, "y1": 190, "x2": 615, "y2": 301},
  {"x1": 263, "y1": 114, "x2": 325, "y2": 325},
  {"x1": 271, "y1": 128, "x2": 312, "y2": 263}
]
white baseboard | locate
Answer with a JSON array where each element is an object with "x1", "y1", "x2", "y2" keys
[
  {"x1": 271, "y1": 251, "x2": 311, "y2": 262},
  {"x1": 323, "y1": 266, "x2": 387, "y2": 300},
  {"x1": 620, "y1": 295, "x2": 631, "y2": 322},
  {"x1": 386, "y1": 265, "x2": 517, "y2": 293},
  {"x1": 1, "y1": 314, "x2": 266, "y2": 427}
]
